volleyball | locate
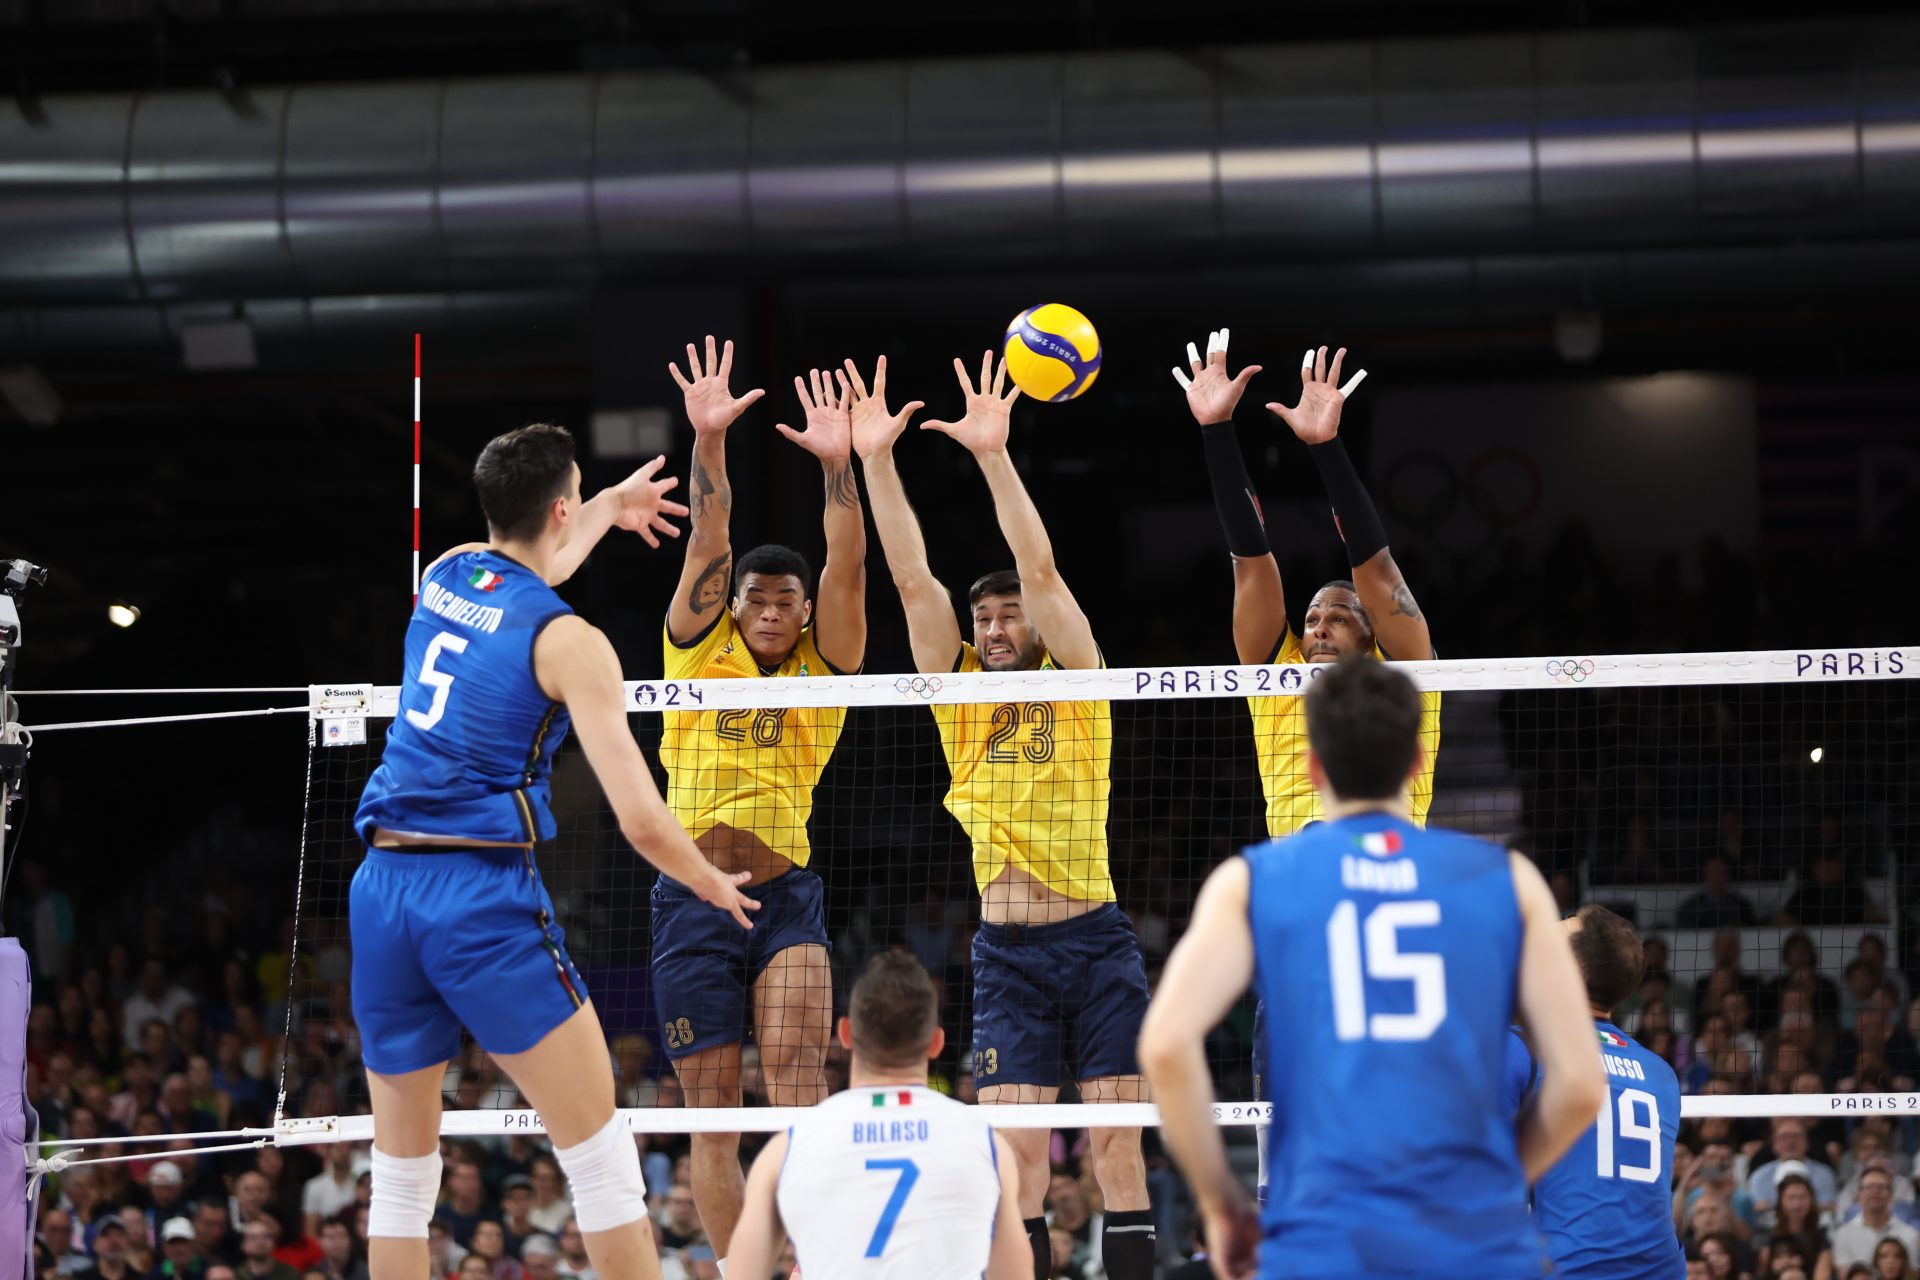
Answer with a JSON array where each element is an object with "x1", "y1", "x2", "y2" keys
[{"x1": 1002, "y1": 303, "x2": 1102, "y2": 402}]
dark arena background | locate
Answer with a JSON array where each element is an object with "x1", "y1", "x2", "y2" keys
[{"x1": 3, "y1": 3, "x2": 1919, "y2": 1279}]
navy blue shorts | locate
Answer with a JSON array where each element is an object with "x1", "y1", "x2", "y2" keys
[
  {"x1": 350, "y1": 847, "x2": 588, "y2": 1076},
  {"x1": 649, "y1": 867, "x2": 829, "y2": 1061},
  {"x1": 1252, "y1": 998, "x2": 1269, "y2": 1102},
  {"x1": 970, "y1": 905, "x2": 1150, "y2": 1087}
]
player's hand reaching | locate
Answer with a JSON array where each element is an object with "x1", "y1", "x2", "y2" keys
[
  {"x1": 774, "y1": 368, "x2": 854, "y2": 464},
  {"x1": 670, "y1": 335, "x2": 766, "y2": 437},
  {"x1": 922, "y1": 351, "x2": 1019, "y2": 456},
  {"x1": 694, "y1": 864, "x2": 761, "y2": 931},
  {"x1": 605, "y1": 455, "x2": 689, "y2": 549},
  {"x1": 1172, "y1": 328, "x2": 1262, "y2": 425},
  {"x1": 1200, "y1": 1187, "x2": 1261, "y2": 1280},
  {"x1": 842, "y1": 356, "x2": 926, "y2": 462},
  {"x1": 1265, "y1": 345, "x2": 1367, "y2": 446}
]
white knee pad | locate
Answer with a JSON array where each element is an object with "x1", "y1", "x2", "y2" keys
[
  {"x1": 368, "y1": 1147, "x2": 443, "y2": 1240},
  {"x1": 555, "y1": 1112, "x2": 648, "y2": 1233}
]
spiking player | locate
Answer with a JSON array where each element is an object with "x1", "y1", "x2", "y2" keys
[
  {"x1": 1507, "y1": 906, "x2": 1685, "y2": 1280},
  {"x1": 353, "y1": 426, "x2": 757, "y2": 1280},
  {"x1": 1141, "y1": 657, "x2": 1605, "y2": 1279},
  {"x1": 728, "y1": 951, "x2": 1029, "y2": 1280},
  {"x1": 653, "y1": 338, "x2": 868, "y2": 1269},
  {"x1": 856, "y1": 353, "x2": 1158, "y2": 1280},
  {"x1": 1175, "y1": 331, "x2": 1440, "y2": 1201}
]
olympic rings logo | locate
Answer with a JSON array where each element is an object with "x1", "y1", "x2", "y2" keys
[
  {"x1": 1545, "y1": 659, "x2": 1596, "y2": 684},
  {"x1": 894, "y1": 676, "x2": 944, "y2": 700}
]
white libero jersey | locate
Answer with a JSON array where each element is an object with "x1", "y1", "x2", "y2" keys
[{"x1": 776, "y1": 1084, "x2": 1000, "y2": 1279}]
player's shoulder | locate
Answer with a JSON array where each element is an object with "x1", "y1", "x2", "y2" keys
[{"x1": 664, "y1": 609, "x2": 736, "y2": 666}]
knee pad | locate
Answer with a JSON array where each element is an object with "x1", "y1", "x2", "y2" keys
[
  {"x1": 368, "y1": 1147, "x2": 443, "y2": 1240},
  {"x1": 555, "y1": 1112, "x2": 648, "y2": 1233}
]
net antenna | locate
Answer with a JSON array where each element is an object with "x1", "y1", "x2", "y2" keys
[
  {"x1": 0, "y1": 559, "x2": 48, "y2": 911},
  {"x1": 412, "y1": 332, "x2": 422, "y2": 607}
]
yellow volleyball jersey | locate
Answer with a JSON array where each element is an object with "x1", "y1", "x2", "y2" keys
[
  {"x1": 930, "y1": 645, "x2": 1114, "y2": 902},
  {"x1": 1248, "y1": 630, "x2": 1442, "y2": 838},
  {"x1": 659, "y1": 614, "x2": 849, "y2": 868}
]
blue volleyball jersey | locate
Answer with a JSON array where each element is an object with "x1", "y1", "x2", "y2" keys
[
  {"x1": 1248, "y1": 813, "x2": 1545, "y2": 1278},
  {"x1": 1505, "y1": 1022, "x2": 1685, "y2": 1280},
  {"x1": 355, "y1": 550, "x2": 575, "y2": 846}
]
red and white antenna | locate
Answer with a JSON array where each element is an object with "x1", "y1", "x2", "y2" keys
[{"x1": 412, "y1": 332, "x2": 422, "y2": 607}]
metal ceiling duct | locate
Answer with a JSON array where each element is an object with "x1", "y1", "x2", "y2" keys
[{"x1": 2, "y1": 21, "x2": 1919, "y2": 306}]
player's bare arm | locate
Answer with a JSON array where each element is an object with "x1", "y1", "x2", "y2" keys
[
  {"x1": 1509, "y1": 851, "x2": 1609, "y2": 1180},
  {"x1": 848, "y1": 356, "x2": 960, "y2": 676},
  {"x1": 1269, "y1": 345, "x2": 1431, "y2": 661},
  {"x1": 1176, "y1": 328, "x2": 1288, "y2": 665},
  {"x1": 534, "y1": 614, "x2": 758, "y2": 930},
  {"x1": 985, "y1": 1133, "x2": 1031, "y2": 1280},
  {"x1": 1138, "y1": 858, "x2": 1261, "y2": 1280},
  {"x1": 546, "y1": 456, "x2": 689, "y2": 587},
  {"x1": 927, "y1": 351, "x2": 1100, "y2": 671},
  {"x1": 775, "y1": 367, "x2": 866, "y2": 672},
  {"x1": 667, "y1": 335, "x2": 765, "y2": 645},
  {"x1": 723, "y1": 1130, "x2": 789, "y2": 1280}
]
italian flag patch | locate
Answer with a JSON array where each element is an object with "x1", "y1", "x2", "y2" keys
[
  {"x1": 469, "y1": 568, "x2": 504, "y2": 592},
  {"x1": 1598, "y1": 1029, "x2": 1630, "y2": 1048},
  {"x1": 870, "y1": 1091, "x2": 913, "y2": 1107},
  {"x1": 1359, "y1": 831, "x2": 1404, "y2": 857}
]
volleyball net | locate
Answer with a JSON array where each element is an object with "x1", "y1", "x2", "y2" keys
[{"x1": 20, "y1": 643, "x2": 1920, "y2": 1170}]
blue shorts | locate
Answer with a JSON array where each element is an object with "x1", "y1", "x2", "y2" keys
[
  {"x1": 350, "y1": 847, "x2": 588, "y2": 1076},
  {"x1": 971, "y1": 905, "x2": 1150, "y2": 1087},
  {"x1": 649, "y1": 868, "x2": 829, "y2": 1061}
]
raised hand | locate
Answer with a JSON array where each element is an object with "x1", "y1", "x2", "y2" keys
[
  {"x1": 774, "y1": 367, "x2": 854, "y2": 464},
  {"x1": 1172, "y1": 328, "x2": 1262, "y2": 424},
  {"x1": 1266, "y1": 344, "x2": 1367, "y2": 446},
  {"x1": 669, "y1": 335, "x2": 766, "y2": 437},
  {"x1": 842, "y1": 356, "x2": 925, "y2": 462},
  {"x1": 606, "y1": 455, "x2": 690, "y2": 549},
  {"x1": 921, "y1": 350, "x2": 1020, "y2": 456}
]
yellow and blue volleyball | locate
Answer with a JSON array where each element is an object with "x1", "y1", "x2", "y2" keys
[{"x1": 1003, "y1": 303, "x2": 1101, "y2": 402}]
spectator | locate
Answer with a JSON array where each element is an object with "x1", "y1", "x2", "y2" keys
[
  {"x1": 185, "y1": 1056, "x2": 232, "y2": 1129},
  {"x1": 1780, "y1": 850, "x2": 1879, "y2": 927},
  {"x1": 1835, "y1": 1170, "x2": 1920, "y2": 1273},
  {"x1": 425, "y1": 1219, "x2": 465, "y2": 1280},
  {"x1": 1858, "y1": 935, "x2": 1909, "y2": 1009},
  {"x1": 109, "y1": 1057, "x2": 159, "y2": 1132},
  {"x1": 498, "y1": 1176, "x2": 539, "y2": 1259},
  {"x1": 157, "y1": 1075, "x2": 217, "y2": 1137},
  {"x1": 1680, "y1": 858, "x2": 1758, "y2": 929},
  {"x1": 1723, "y1": 991, "x2": 1763, "y2": 1078},
  {"x1": 1048, "y1": 1226, "x2": 1089, "y2": 1280},
  {"x1": 1689, "y1": 1198, "x2": 1757, "y2": 1274},
  {"x1": 1875, "y1": 1239, "x2": 1916, "y2": 1280},
  {"x1": 238, "y1": 1222, "x2": 299, "y2": 1280},
  {"x1": 193, "y1": 1201, "x2": 240, "y2": 1267},
  {"x1": 301, "y1": 1146, "x2": 365, "y2": 1238},
  {"x1": 1046, "y1": 1172, "x2": 1104, "y2": 1277},
  {"x1": 1839, "y1": 1149, "x2": 1920, "y2": 1226},
  {"x1": 1845, "y1": 962, "x2": 1887, "y2": 1033},
  {"x1": 156, "y1": 1217, "x2": 206, "y2": 1280},
  {"x1": 1751, "y1": 1120, "x2": 1840, "y2": 1224},
  {"x1": 655, "y1": 1186, "x2": 702, "y2": 1252},
  {"x1": 1767, "y1": 937, "x2": 1844, "y2": 1030},
  {"x1": 145, "y1": 1162, "x2": 191, "y2": 1237},
  {"x1": 467, "y1": 1221, "x2": 521, "y2": 1280},
  {"x1": 1759, "y1": 1175, "x2": 1831, "y2": 1277},
  {"x1": 1760, "y1": 1235, "x2": 1819, "y2": 1280},
  {"x1": 123, "y1": 961, "x2": 195, "y2": 1050},
  {"x1": 523, "y1": 1157, "x2": 568, "y2": 1237},
  {"x1": 39, "y1": 1207, "x2": 92, "y2": 1276},
  {"x1": 432, "y1": 1162, "x2": 495, "y2": 1249},
  {"x1": 231, "y1": 1171, "x2": 275, "y2": 1230},
  {"x1": 517, "y1": 1236, "x2": 558, "y2": 1280},
  {"x1": 1698, "y1": 1231, "x2": 1749, "y2": 1280},
  {"x1": 77, "y1": 1218, "x2": 135, "y2": 1280},
  {"x1": 310, "y1": 1219, "x2": 365, "y2": 1280},
  {"x1": 1678, "y1": 1143, "x2": 1759, "y2": 1240},
  {"x1": 458, "y1": 1258, "x2": 492, "y2": 1280},
  {"x1": 551, "y1": 1220, "x2": 592, "y2": 1280}
]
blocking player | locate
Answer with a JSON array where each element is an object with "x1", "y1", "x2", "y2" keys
[
  {"x1": 1141, "y1": 657, "x2": 1605, "y2": 1278},
  {"x1": 654, "y1": 338, "x2": 867, "y2": 1266},
  {"x1": 1507, "y1": 906, "x2": 1685, "y2": 1280},
  {"x1": 352, "y1": 427, "x2": 757, "y2": 1280},
  {"x1": 1176, "y1": 331, "x2": 1441, "y2": 1199},
  {"x1": 855, "y1": 353, "x2": 1158, "y2": 1280},
  {"x1": 728, "y1": 951, "x2": 1029, "y2": 1280}
]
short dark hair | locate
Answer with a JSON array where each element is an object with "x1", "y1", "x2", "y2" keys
[
  {"x1": 847, "y1": 951, "x2": 939, "y2": 1069},
  {"x1": 1570, "y1": 904, "x2": 1645, "y2": 1014},
  {"x1": 1313, "y1": 579, "x2": 1373, "y2": 628},
  {"x1": 735, "y1": 544, "x2": 813, "y2": 601},
  {"x1": 968, "y1": 570, "x2": 1021, "y2": 608},
  {"x1": 473, "y1": 424, "x2": 575, "y2": 542},
  {"x1": 1302, "y1": 655, "x2": 1422, "y2": 800}
]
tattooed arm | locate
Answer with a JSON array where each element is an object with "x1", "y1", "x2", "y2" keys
[
  {"x1": 776, "y1": 368, "x2": 866, "y2": 672},
  {"x1": 666, "y1": 336, "x2": 764, "y2": 645}
]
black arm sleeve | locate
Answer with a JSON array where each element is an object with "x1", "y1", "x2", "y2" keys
[
  {"x1": 1200, "y1": 421, "x2": 1270, "y2": 558},
  {"x1": 1308, "y1": 436, "x2": 1389, "y2": 567}
]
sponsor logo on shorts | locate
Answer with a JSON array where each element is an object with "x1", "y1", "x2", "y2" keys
[{"x1": 1546, "y1": 658, "x2": 1595, "y2": 684}]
